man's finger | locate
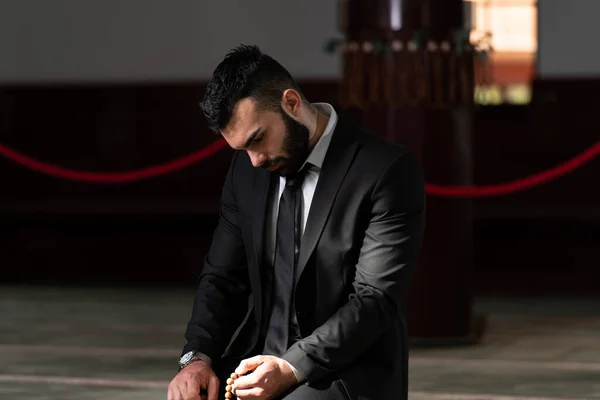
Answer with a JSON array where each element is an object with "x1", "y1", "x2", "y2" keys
[
  {"x1": 207, "y1": 375, "x2": 219, "y2": 400},
  {"x1": 184, "y1": 380, "x2": 201, "y2": 400},
  {"x1": 235, "y1": 355, "x2": 265, "y2": 376},
  {"x1": 168, "y1": 384, "x2": 183, "y2": 400},
  {"x1": 232, "y1": 371, "x2": 260, "y2": 390},
  {"x1": 233, "y1": 387, "x2": 264, "y2": 399}
]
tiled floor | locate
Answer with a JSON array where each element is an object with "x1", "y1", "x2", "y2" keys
[{"x1": 1, "y1": 285, "x2": 599, "y2": 400}]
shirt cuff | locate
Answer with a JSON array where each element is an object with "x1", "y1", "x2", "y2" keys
[{"x1": 283, "y1": 359, "x2": 305, "y2": 383}]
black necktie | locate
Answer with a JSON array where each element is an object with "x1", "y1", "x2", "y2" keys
[{"x1": 263, "y1": 166, "x2": 309, "y2": 356}]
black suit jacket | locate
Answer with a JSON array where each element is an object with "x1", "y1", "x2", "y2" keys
[{"x1": 182, "y1": 116, "x2": 425, "y2": 399}]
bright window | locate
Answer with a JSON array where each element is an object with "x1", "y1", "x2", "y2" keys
[
  {"x1": 465, "y1": 0, "x2": 537, "y2": 104},
  {"x1": 467, "y1": 0, "x2": 537, "y2": 54}
]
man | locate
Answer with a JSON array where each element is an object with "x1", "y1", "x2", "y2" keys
[{"x1": 167, "y1": 44, "x2": 425, "y2": 400}]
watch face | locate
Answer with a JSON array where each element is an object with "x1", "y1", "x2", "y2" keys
[{"x1": 180, "y1": 351, "x2": 193, "y2": 364}]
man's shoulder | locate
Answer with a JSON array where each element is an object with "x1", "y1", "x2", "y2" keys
[
  {"x1": 229, "y1": 150, "x2": 255, "y2": 174},
  {"x1": 223, "y1": 150, "x2": 258, "y2": 193},
  {"x1": 340, "y1": 117, "x2": 412, "y2": 168}
]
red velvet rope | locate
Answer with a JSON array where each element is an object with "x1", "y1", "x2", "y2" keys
[
  {"x1": 1, "y1": 138, "x2": 599, "y2": 198},
  {"x1": 426, "y1": 140, "x2": 600, "y2": 198},
  {"x1": 0, "y1": 139, "x2": 228, "y2": 183}
]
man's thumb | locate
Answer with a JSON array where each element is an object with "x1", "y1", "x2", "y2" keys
[{"x1": 235, "y1": 355, "x2": 264, "y2": 375}]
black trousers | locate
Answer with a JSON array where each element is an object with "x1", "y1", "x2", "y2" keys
[{"x1": 213, "y1": 357, "x2": 352, "y2": 400}]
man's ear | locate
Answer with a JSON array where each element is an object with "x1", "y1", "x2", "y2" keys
[{"x1": 281, "y1": 89, "x2": 303, "y2": 117}]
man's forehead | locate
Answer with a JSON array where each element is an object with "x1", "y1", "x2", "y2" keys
[{"x1": 222, "y1": 98, "x2": 259, "y2": 136}]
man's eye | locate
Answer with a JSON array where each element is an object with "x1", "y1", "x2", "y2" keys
[{"x1": 254, "y1": 135, "x2": 264, "y2": 143}]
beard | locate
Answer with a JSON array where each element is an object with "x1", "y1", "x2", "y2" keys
[{"x1": 265, "y1": 109, "x2": 310, "y2": 176}]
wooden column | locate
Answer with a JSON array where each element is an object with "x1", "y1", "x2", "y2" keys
[{"x1": 338, "y1": 0, "x2": 481, "y2": 344}]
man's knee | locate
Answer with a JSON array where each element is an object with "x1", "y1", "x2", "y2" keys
[{"x1": 280, "y1": 379, "x2": 350, "y2": 400}]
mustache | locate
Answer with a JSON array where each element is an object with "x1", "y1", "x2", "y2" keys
[{"x1": 262, "y1": 157, "x2": 285, "y2": 169}]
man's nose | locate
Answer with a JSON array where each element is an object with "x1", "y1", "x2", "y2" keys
[{"x1": 248, "y1": 151, "x2": 265, "y2": 168}]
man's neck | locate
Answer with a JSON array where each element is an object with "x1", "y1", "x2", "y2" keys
[{"x1": 308, "y1": 108, "x2": 329, "y2": 151}]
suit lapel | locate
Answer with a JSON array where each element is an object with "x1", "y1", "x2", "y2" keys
[
  {"x1": 296, "y1": 121, "x2": 359, "y2": 283},
  {"x1": 251, "y1": 167, "x2": 272, "y2": 322}
]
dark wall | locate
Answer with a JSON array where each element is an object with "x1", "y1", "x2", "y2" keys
[
  {"x1": 0, "y1": 79, "x2": 598, "y2": 293},
  {"x1": 472, "y1": 79, "x2": 600, "y2": 295},
  {"x1": 0, "y1": 81, "x2": 339, "y2": 285}
]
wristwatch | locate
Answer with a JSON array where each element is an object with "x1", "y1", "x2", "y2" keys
[{"x1": 178, "y1": 350, "x2": 211, "y2": 371}]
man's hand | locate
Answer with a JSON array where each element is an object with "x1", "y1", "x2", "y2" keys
[
  {"x1": 167, "y1": 360, "x2": 219, "y2": 400},
  {"x1": 231, "y1": 355, "x2": 298, "y2": 399}
]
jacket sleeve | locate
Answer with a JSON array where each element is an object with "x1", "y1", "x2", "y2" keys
[
  {"x1": 182, "y1": 151, "x2": 251, "y2": 364},
  {"x1": 281, "y1": 150, "x2": 425, "y2": 382}
]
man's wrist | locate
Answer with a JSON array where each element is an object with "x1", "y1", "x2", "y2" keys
[
  {"x1": 282, "y1": 359, "x2": 305, "y2": 383},
  {"x1": 178, "y1": 350, "x2": 212, "y2": 371}
]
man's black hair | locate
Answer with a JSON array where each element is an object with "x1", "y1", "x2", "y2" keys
[{"x1": 200, "y1": 44, "x2": 307, "y2": 133}]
